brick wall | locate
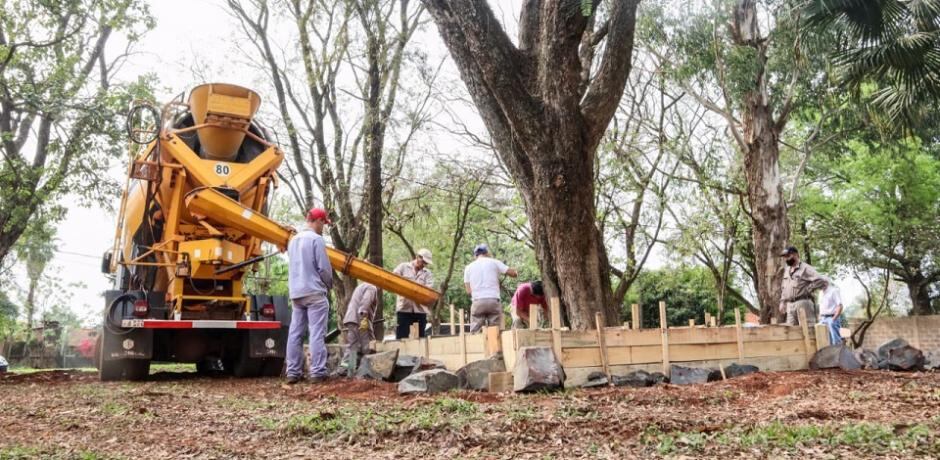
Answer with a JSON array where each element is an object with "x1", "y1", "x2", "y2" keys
[{"x1": 846, "y1": 315, "x2": 940, "y2": 354}]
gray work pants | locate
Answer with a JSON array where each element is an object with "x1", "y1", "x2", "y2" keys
[
  {"x1": 785, "y1": 299, "x2": 816, "y2": 326},
  {"x1": 470, "y1": 298, "x2": 501, "y2": 333},
  {"x1": 342, "y1": 323, "x2": 373, "y2": 367},
  {"x1": 286, "y1": 294, "x2": 330, "y2": 379}
]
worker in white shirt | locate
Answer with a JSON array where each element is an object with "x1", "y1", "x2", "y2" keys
[
  {"x1": 463, "y1": 244, "x2": 517, "y2": 333},
  {"x1": 818, "y1": 278, "x2": 844, "y2": 345}
]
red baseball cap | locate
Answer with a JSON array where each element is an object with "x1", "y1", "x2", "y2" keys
[{"x1": 306, "y1": 208, "x2": 332, "y2": 224}]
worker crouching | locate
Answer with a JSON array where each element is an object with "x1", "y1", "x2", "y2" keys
[{"x1": 341, "y1": 282, "x2": 379, "y2": 374}]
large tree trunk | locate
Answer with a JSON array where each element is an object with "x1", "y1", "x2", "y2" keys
[
  {"x1": 905, "y1": 274, "x2": 935, "y2": 316},
  {"x1": 421, "y1": 0, "x2": 640, "y2": 329},
  {"x1": 733, "y1": 0, "x2": 790, "y2": 323}
]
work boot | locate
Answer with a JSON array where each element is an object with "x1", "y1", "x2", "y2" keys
[
  {"x1": 308, "y1": 375, "x2": 327, "y2": 384},
  {"x1": 285, "y1": 375, "x2": 301, "y2": 385}
]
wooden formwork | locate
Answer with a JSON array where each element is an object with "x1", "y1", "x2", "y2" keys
[{"x1": 374, "y1": 302, "x2": 831, "y2": 389}]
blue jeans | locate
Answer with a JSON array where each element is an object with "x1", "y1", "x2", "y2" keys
[
  {"x1": 820, "y1": 315, "x2": 842, "y2": 346},
  {"x1": 286, "y1": 294, "x2": 330, "y2": 378}
]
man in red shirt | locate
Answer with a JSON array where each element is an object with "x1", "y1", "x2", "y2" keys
[{"x1": 510, "y1": 281, "x2": 548, "y2": 329}]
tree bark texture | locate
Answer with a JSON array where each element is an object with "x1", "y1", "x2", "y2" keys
[
  {"x1": 421, "y1": 0, "x2": 641, "y2": 329},
  {"x1": 732, "y1": 0, "x2": 790, "y2": 323}
]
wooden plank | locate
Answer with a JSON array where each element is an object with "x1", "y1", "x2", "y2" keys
[
  {"x1": 560, "y1": 339, "x2": 811, "y2": 368},
  {"x1": 449, "y1": 304, "x2": 455, "y2": 336},
  {"x1": 659, "y1": 301, "x2": 669, "y2": 375},
  {"x1": 734, "y1": 309, "x2": 744, "y2": 360},
  {"x1": 459, "y1": 308, "x2": 467, "y2": 367},
  {"x1": 488, "y1": 371, "x2": 514, "y2": 393},
  {"x1": 631, "y1": 304, "x2": 641, "y2": 329},
  {"x1": 550, "y1": 298, "x2": 562, "y2": 363},
  {"x1": 741, "y1": 326, "x2": 807, "y2": 342},
  {"x1": 798, "y1": 308, "x2": 812, "y2": 363},
  {"x1": 529, "y1": 304, "x2": 539, "y2": 330},
  {"x1": 814, "y1": 323, "x2": 829, "y2": 351},
  {"x1": 594, "y1": 313, "x2": 610, "y2": 379},
  {"x1": 485, "y1": 326, "x2": 502, "y2": 357},
  {"x1": 502, "y1": 329, "x2": 517, "y2": 370}
]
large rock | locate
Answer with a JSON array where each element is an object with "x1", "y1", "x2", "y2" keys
[
  {"x1": 611, "y1": 370, "x2": 654, "y2": 388},
  {"x1": 355, "y1": 349, "x2": 399, "y2": 381},
  {"x1": 581, "y1": 371, "x2": 609, "y2": 388},
  {"x1": 925, "y1": 351, "x2": 940, "y2": 370},
  {"x1": 670, "y1": 365, "x2": 720, "y2": 385},
  {"x1": 724, "y1": 363, "x2": 760, "y2": 379},
  {"x1": 390, "y1": 355, "x2": 446, "y2": 382},
  {"x1": 649, "y1": 372, "x2": 669, "y2": 385},
  {"x1": 398, "y1": 369, "x2": 460, "y2": 395},
  {"x1": 810, "y1": 345, "x2": 862, "y2": 370},
  {"x1": 854, "y1": 349, "x2": 880, "y2": 370},
  {"x1": 456, "y1": 355, "x2": 506, "y2": 391},
  {"x1": 877, "y1": 338, "x2": 910, "y2": 361},
  {"x1": 886, "y1": 345, "x2": 926, "y2": 371},
  {"x1": 513, "y1": 346, "x2": 564, "y2": 392}
]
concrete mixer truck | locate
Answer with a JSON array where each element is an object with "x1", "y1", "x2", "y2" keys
[{"x1": 97, "y1": 83, "x2": 439, "y2": 381}]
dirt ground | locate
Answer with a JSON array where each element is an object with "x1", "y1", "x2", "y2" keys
[{"x1": 1, "y1": 368, "x2": 939, "y2": 459}]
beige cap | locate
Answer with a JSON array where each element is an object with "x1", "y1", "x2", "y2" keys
[{"x1": 417, "y1": 248, "x2": 433, "y2": 265}]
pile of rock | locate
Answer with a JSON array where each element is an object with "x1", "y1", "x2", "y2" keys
[
  {"x1": 810, "y1": 338, "x2": 928, "y2": 372},
  {"x1": 579, "y1": 363, "x2": 759, "y2": 388}
]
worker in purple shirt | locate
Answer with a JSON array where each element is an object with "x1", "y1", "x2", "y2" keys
[{"x1": 285, "y1": 208, "x2": 334, "y2": 384}]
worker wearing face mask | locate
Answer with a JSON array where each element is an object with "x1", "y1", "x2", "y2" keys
[{"x1": 778, "y1": 246, "x2": 827, "y2": 326}]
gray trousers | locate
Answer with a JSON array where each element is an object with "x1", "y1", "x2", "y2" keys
[
  {"x1": 470, "y1": 298, "x2": 501, "y2": 333},
  {"x1": 785, "y1": 299, "x2": 816, "y2": 326},
  {"x1": 342, "y1": 323, "x2": 373, "y2": 366},
  {"x1": 286, "y1": 294, "x2": 330, "y2": 379}
]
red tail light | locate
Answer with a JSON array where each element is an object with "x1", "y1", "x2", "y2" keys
[
  {"x1": 261, "y1": 303, "x2": 276, "y2": 319},
  {"x1": 133, "y1": 299, "x2": 149, "y2": 318}
]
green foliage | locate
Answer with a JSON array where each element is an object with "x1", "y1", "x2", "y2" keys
[
  {"x1": 624, "y1": 266, "x2": 747, "y2": 327},
  {"x1": 803, "y1": 0, "x2": 940, "y2": 125},
  {"x1": 0, "y1": 0, "x2": 155, "y2": 266},
  {"x1": 799, "y1": 139, "x2": 940, "y2": 313}
]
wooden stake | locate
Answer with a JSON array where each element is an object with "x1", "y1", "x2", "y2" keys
[
  {"x1": 798, "y1": 308, "x2": 813, "y2": 363},
  {"x1": 594, "y1": 312, "x2": 610, "y2": 380},
  {"x1": 770, "y1": 316, "x2": 778, "y2": 325},
  {"x1": 485, "y1": 326, "x2": 502, "y2": 357},
  {"x1": 459, "y1": 308, "x2": 467, "y2": 366},
  {"x1": 631, "y1": 304, "x2": 641, "y2": 329},
  {"x1": 449, "y1": 304, "x2": 455, "y2": 336},
  {"x1": 734, "y1": 308, "x2": 744, "y2": 360},
  {"x1": 409, "y1": 323, "x2": 419, "y2": 340},
  {"x1": 659, "y1": 301, "x2": 670, "y2": 376},
  {"x1": 622, "y1": 321, "x2": 630, "y2": 330},
  {"x1": 710, "y1": 316, "x2": 717, "y2": 328},
  {"x1": 814, "y1": 323, "x2": 830, "y2": 351},
  {"x1": 550, "y1": 298, "x2": 562, "y2": 363},
  {"x1": 688, "y1": 318, "x2": 695, "y2": 328},
  {"x1": 529, "y1": 304, "x2": 539, "y2": 330},
  {"x1": 704, "y1": 312, "x2": 711, "y2": 327},
  {"x1": 422, "y1": 335, "x2": 430, "y2": 360}
]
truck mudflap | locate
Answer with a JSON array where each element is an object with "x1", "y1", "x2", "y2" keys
[
  {"x1": 100, "y1": 326, "x2": 153, "y2": 361},
  {"x1": 246, "y1": 327, "x2": 287, "y2": 358}
]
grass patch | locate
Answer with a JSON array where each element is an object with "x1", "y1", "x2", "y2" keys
[
  {"x1": 149, "y1": 363, "x2": 196, "y2": 373},
  {"x1": 0, "y1": 446, "x2": 122, "y2": 460},
  {"x1": 261, "y1": 397, "x2": 482, "y2": 438},
  {"x1": 644, "y1": 421, "x2": 938, "y2": 455}
]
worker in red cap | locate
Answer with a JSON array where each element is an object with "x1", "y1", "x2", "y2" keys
[{"x1": 285, "y1": 207, "x2": 333, "y2": 384}]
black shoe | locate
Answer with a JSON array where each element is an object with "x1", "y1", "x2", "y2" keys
[
  {"x1": 286, "y1": 375, "x2": 301, "y2": 385},
  {"x1": 308, "y1": 375, "x2": 327, "y2": 384}
]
